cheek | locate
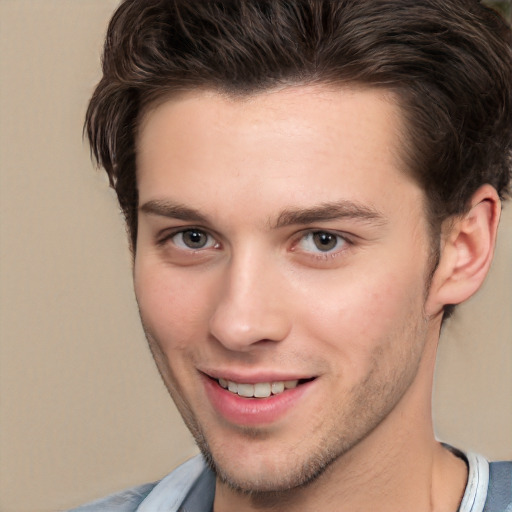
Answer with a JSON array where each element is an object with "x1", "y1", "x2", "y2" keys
[
  {"x1": 134, "y1": 261, "x2": 214, "y2": 352},
  {"x1": 294, "y1": 265, "x2": 426, "y2": 372}
]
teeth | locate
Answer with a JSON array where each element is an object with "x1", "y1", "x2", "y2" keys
[
  {"x1": 237, "y1": 383, "x2": 254, "y2": 398},
  {"x1": 217, "y1": 378, "x2": 300, "y2": 398},
  {"x1": 254, "y1": 382, "x2": 271, "y2": 398},
  {"x1": 271, "y1": 381, "x2": 285, "y2": 394}
]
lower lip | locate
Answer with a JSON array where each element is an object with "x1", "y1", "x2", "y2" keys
[{"x1": 203, "y1": 375, "x2": 315, "y2": 427}]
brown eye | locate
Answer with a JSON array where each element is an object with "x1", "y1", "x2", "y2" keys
[
  {"x1": 312, "y1": 232, "x2": 338, "y2": 251},
  {"x1": 297, "y1": 231, "x2": 346, "y2": 254},
  {"x1": 172, "y1": 229, "x2": 215, "y2": 250}
]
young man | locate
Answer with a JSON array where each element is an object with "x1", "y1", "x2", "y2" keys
[{"x1": 75, "y1": 1, "x2": 512, "y2": 511}]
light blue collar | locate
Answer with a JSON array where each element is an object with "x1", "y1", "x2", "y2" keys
[{"x1": 459, "y1": 451, "x2": 489, "y2": 512}]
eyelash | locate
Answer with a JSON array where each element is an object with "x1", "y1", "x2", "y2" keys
[
  {"x1": 292, "y1": 230, "x2": 351, "y2": 257},
  {"x1": 157, "y1": 228, "x2": 219, "y2": 251}
]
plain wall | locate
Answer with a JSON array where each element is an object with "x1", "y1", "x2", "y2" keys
[{"x1": 0, "y1": 2, "x2": 510, "y2": 511}]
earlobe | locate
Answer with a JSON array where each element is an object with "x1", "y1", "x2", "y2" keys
[{"x1": 425, "y1": 185, "x2": 501, "y2": 316}]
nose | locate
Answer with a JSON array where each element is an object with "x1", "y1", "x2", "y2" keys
[{"x1": 208, "y1": 250, "x2": 291, "y2": 352}]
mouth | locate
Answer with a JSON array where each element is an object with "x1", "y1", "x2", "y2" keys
[
  {"x1": 202, "y1": 373, "x2": 317, "y2": 425},
  {"x1": 215, "y1": 377, "x2": 315, "y2": 398}
]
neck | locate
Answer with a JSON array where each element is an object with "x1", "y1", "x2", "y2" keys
[{"x1": 213, "y1": 329, "x2": 468, "y2": 512}]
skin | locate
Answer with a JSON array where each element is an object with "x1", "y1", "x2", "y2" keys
[{"x1": 133, "y1": 85, "x2": 482, "y2": 511}]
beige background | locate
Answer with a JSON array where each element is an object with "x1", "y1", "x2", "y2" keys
[{"x1": 0, "y1": 2, "x2": 511, "y2": 511}]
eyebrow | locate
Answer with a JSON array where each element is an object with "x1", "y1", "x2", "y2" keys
[
  {"x1": 139, "y1": 198, "x2": 387, "y2": 228},
  {"x1": 140, "y1": 199, "x2": 209, "y2": 223},
  {"x1": 273, "y1": 201, "x2": 387, "y2": 228}
]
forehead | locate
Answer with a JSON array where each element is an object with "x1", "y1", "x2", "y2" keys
[{"x1": 136, "y1": 85, "x2": 421, "y2": 219}]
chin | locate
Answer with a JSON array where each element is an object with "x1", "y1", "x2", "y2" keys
[
  {"x1": 196, "y1": 431, "x2": 347, "y2": 495},
  {"x1": 211, "y1": 460, "x2": 332, "y2": 495}
]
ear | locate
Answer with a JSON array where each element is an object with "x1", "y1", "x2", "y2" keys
[{"x1": 425, "y1": 185, "x2": 501, "y2": 317}]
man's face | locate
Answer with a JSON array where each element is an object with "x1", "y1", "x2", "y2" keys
[{"x1": 134, "y1": 86, "x2": 438, "y2": 493}]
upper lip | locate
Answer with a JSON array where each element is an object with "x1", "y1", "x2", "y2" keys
[{"x1": 200, "y1": 369, "x2": 315, "y2": 384}]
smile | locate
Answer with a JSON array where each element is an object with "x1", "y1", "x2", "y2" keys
[
  {"x1": 204, "y1": 374, "x2": 316, "y2": 425},
  {"x1": 217, "y1": 378, "x2": 300, "y2": 398}
]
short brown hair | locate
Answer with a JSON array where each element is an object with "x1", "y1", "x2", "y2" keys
[{"x1": 86, "y1": 0, "x2": 512, "y2": 253}]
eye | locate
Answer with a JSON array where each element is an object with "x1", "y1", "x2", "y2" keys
[
  {"x1": 297, "y1": 231, "x2": 347, "y2": 253},
  {"x1": 171, "y1": 229, "x2": 217, "y2": 250}
]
